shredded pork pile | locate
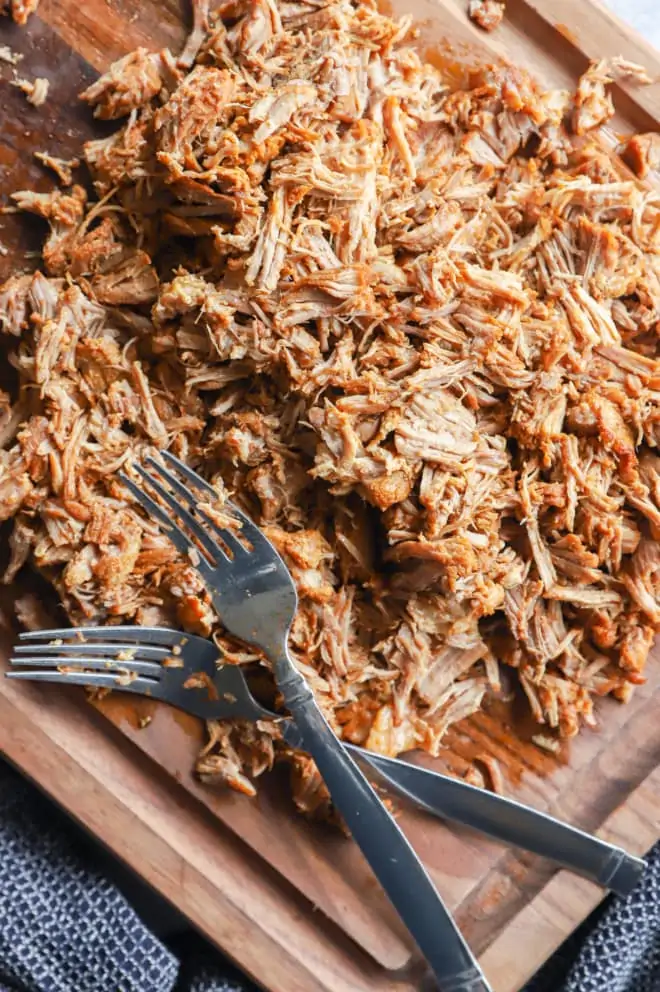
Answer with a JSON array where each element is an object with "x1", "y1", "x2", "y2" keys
[{"x1": 2, "y1": 0, "x2": 660, "y2": 809}]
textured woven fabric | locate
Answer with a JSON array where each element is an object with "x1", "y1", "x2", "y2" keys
[
  {"x1": 524, "y1": 844, "x2": 660, "y2": 992},
  {"x1": 0, "y1": 762, "x2": 179, "y2": 992},
  {"x1": 0, "y1": 756, "x2": 658, "y2": 992},
  {"x1": 170, "y1": 936, "x2": 258, "y2": 992}
]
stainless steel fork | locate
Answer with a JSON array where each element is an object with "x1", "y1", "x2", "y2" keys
[
  {"x1": 7, "y1": 625, "x2": 645, "y2": 897},
  {"x1": 119, "y1": 451, "x2": 491, "y2": 992}
]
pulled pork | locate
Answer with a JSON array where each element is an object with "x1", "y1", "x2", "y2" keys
[
  {"x1": 1, "y1": 0, "x2": 39, "y2": 24},
  {"x1": 11, "y1": 75, "x2": 49, "y2": 107},
  {"x1": 468, "y1": 0, "x2": 505, "y2": 33},
  {"x1": 2, "y1": 0, "x2": 660, "y2": 807}
]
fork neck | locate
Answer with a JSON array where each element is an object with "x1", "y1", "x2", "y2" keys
[{"x1": 270, "y1": 651, "x2": 315, "y2": 710}]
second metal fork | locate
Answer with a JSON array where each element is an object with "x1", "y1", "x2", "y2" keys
[
  {"x1": 8, "y1": 624, "x2": 645, "y2": 897},
  {"x1": 119, "y1": 451, "x2": 492, "y2": 992}
]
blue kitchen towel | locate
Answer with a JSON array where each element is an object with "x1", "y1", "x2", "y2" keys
[
  {"x1": 0, "y1": 756, "x2": 657, "y2": 992},
  {"x1": 171, "y1": 935, "x2": 259, "y2": 992},
  {"x1": 0, "y1": 762, "x2": 179, "y2": 992},
  {"x1": 523, "y1": 843, "x2": 660, "y2": 992}
]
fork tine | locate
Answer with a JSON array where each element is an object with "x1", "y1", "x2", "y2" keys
[
  {"x1": 195, "y1": 507, "x2": 250, "y2": 558},
  {"x1": 224, "y1": 500, "x2": 273, "y2": 553},
  {"x1": 140, "y1": 459, "x2": 228, "y2": 564},
  {"x1": 18, "y1": 626, "x2": 188, "y2": 646},
  {"x1": 160, "y1": 450, "x2": 218, "y2": 498},
  {"x1": 6, "y1": 671, "x2": 161, "y2": 694},
  {"x1": 120, "y1": 473, "x2": 213, "y2": 570},
  {"x1": 158, "y1": 452, "x2": 272, "y2": 557},
  {"x1": 10, "y1": 656, "x2": 163, "y2": 676},
  {"x1": 146, "y1": 457, "x2": 247, "y2": 559},
  {"x1": 14, "y1": 643, "x2": 171, "y2": 660},
  {"x1": 155, "y1": 455, "x2": 250, "y2": 558}
]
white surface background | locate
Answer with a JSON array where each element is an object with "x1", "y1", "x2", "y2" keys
[{"x1": 603, "y1": 0, "x2": 660, "y2": 49}]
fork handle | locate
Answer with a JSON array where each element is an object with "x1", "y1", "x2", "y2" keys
[
  {"x1": 280, "y1": 724, "x2": 644, "y2": 896},
  {"x1": 341, "y1": 746, "x2": 645, "y2": 896},
  {"x1": 276, "y1": 667, "x2": 491, "y2": 992}
]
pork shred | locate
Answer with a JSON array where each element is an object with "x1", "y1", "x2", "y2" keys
[
  {"x1": 1, "y1": 0, "x2": 39, "y2": 24},
  {"x1": 11, "y1": 75, "x2": 49, "y2": 107},
  {"x1": 1, "y1": 1, "x2": 660, "y2": 810},
  {"x1": 468, "y1": 0, "x2": 505, "y2": 33}
]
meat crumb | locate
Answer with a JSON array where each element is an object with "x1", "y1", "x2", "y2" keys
[
  {"x1": 0, "y1": 45, "x2": 23, "y2": 65},
  {"x1": 464, "y1": 766, "x2": 486, "y2": 789},
  {"x1": 610, "y1": 56, "x2": 655, "y2": 84},
  {"x1": 468, "y1": 0, "x2": 504, "y2": 32},
  {"x1": 11, "y1": 75, "x2": 49, "y2": 107},
  {"x1": 476, "y1": 754, "x2": 505, "y2": 794},
  {"x1": 532, "y1": 733, "x2": 562, "y2": 754},
  {"x1": 163, "y1": 655, "x2": 185, "y2": 668},
  {"x1": 572, "y1": 59, "x2": 615, "y2": 134},
  {"x1": 183, "y1": 671, "x2": 219, "y2": 699},
  {"x1": 621, "y1": 132, "x2": 660, "y2": 178},
  {"x1": 34, "y1": 152, "x2": 80, "y2": 186}
]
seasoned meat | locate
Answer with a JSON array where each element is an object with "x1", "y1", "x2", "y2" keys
[
  {"x1": 1, "y1": 0, "x2": 39, "y2": 24},
  {"x1": 2, "y1": 1, "x2": 659, "y2": 806},
  {"x1": 572, "y1": 60, "x2": 614, "y2": 134},
  {"x1": 468, "y1": 0, "x2": 504, "y2": 33},
  {"x1": 0, "y1": 44, "x2": 22, "y2": 64},
  {"x1": 34, "y1": 152, "x2": 80, "y2": 186},
  {"x1": 622, "y1": 132, "x2": 660, "y2": 178},
  {"x1": 11, "y1": 75, "x2": 49, "y2": 106},
  {"x1": 80, "y1": 48, "x2": 166, "y2": 119}
]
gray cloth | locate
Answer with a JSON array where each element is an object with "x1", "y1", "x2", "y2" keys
[
  {"x1": 0, "y1": 761, "x2": 255, "y2": 992},
  {"x1": 0, "y1": 763, "x2": 178, "y2": 992},
  {"x1": 0, "y1": 759, "x2": 656, "y2": 992},
  {"x1": 524, "y1": 843, "x2": 660, "y2": 992}
]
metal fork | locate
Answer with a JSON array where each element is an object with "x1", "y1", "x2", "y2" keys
[
  {"x1": 7, "y1": 625, "x2": 645, "y2": 897},
  {"x1": 118, "y1": 451, "x2": 491, "y2": 992}
]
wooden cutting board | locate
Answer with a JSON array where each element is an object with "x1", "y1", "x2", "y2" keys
[{"x1": 2, "y1": 1, "x2": 660, "y2": 989}]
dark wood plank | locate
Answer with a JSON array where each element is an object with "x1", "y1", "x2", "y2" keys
[{"x1": 0, "y1": 14, "x2": 98, "y2": 281}]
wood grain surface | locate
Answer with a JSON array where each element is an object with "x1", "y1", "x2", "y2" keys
[
  {"x1": 2, "y1": 1, "x2": 660, "y2": 990},
  {"x1": 0, "y1": 667, "x2": 422, "y2": 992},
  {"x1": 1, "y1": 667, "x2": 657, "y2": 992}
]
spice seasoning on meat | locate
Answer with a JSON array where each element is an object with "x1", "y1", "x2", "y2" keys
[
  {"x1": 2, "y1": 0, "x2": 660, "y2": 805},
  {"x1": 0, "y1": 0, "x2": 40, "y2": 25}
]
